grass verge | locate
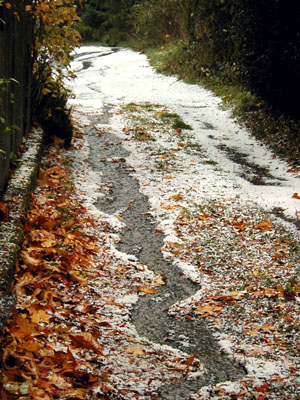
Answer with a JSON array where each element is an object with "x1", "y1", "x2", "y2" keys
[{"x1": 144, "y1": 41, "x2": 300, "y2": 169}]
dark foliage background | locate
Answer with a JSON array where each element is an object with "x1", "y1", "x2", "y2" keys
[{"x1": 79, "y1": 0, "x2": 300, "y2": 117}]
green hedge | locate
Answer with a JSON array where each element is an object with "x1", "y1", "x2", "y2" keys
[{"x1": 131, "y1": 0, "x2": 300, "y2": 117}]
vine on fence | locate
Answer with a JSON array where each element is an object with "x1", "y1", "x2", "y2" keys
[{"x1": 30, "y1": 0, "x2": 84, "y2": 146}]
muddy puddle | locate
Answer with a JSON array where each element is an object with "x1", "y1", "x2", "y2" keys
[{"x1": 85, "y1": 111, "x2": 245, "y2": 399}]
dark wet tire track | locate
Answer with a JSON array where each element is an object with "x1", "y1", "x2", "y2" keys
[{"x1": 86, "y1": 111, "x2": 245, "y2": 399}]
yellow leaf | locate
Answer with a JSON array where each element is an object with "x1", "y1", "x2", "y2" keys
[
  {"x1": 6, "y1": 3, "x2": 12, "y2": 9},
  {"x1": 164, "y1": 175, "x2": 175, "y2": 179},
  {"x1": 25, "y1": 5, "x2": 32, "y2": 12}
]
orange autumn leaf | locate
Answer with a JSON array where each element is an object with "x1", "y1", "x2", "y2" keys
[
  {"x1": 138, "y1": 286, "x2": 158, "y2": 294},
  {"x1": 157, "y1": 155, "x2": 169, "y2": 159},
  {"x1": 172, "y1": 194, "x2": 183, "y2": 201},
  {"x1": 292, "y1": 192, "x2": 300, "y2": 199},
  {"x1": 161, "y1": 204, "x2": 181, "y2": 210},
  {"x1": 19, "y1": 339, "x2": 43, "y2": 352},
  {"x1": 232, "y1": 218, "x2": 247, "y2": 232},
  {"x1": 195, "y1": 212, "x2": 210, "y2": 221},
  {"x1": 256, "y1": 220, "x2": 273, "y2": 231},
  {"x1": 11, "y1": 314, "x2": 36, "y2": 338}
]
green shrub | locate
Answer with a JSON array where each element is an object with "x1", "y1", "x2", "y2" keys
[{"x1": 32, "y1": 79, "x2": 73, "y2": 148}]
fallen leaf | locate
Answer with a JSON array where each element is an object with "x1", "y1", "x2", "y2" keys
[
  {"x1": 138, "y1": 286, "x2": 158, "y2": 294},
  {"x1": 41, "y1": 240, "x2": 56, "y2": 248},
  {"x1": 232, "y1": 217, "x2": 247, "y2": 232},
  {"x1": 292, "y1": 193, "x2": 300, "y2": 199},
  {"x1": 260, "y1": 323, "x2": 276, "y2": 332},
  {"x1": 31, "y1": 309, "x2": 51, "y2": 324},
  {"x1": 195, "y1": 212, "x2": 210, "y2": 221},
  {"x1": 213, "y1": 294, "x2": 239, "y2": 302},
  {"x1": 197, "y1": 304, "x2": 222, "y2": 315},
  {"x1": 151, "y1": 275, "x2": 166, "y2": 286},
  {"x1": 256, "y1": 220, "x2": 273, "y2": 231},
  {"x1": 0, "y1": 201, "x2": 9, "y2": 222},
  {"x1": 172, "y1": 194, "x2": 183, "y2": 201},
  {"x1": 126, "y1": 347, "x2": 145, "y2": 356},
  {"x1": 185, "y1": 355, "x2": 195, "y2": 367},
  {"x1": 157, "y1": 155, "x2": 169, "y2": 159},
  {"x1": 70, "y1": 333, "x2": 103, "y2": 354},
  {"x1": 255, "y1": 383, "x2": 270, "y2": 392},
  {"x1": 244, "y1": 325, "x2": 260, "y2": 336},
  {"x1": 161, "y1": 204, "x2": 181, "y2": 210}
]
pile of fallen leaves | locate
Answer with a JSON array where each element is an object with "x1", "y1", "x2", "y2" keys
[{"x1": 0, "y1": 145, "x2": 111, "y2": 399}]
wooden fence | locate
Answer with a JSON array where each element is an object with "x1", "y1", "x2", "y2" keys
[{"x1": 0, "y1": 0, "x2": 33, "y2": 196}]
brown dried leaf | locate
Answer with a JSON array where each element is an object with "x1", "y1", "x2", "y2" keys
[{"x1": 70, "y1": 332, "x2": 103, "y2": 354}]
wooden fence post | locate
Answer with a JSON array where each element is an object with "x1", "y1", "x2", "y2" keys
[{"x1": 0, "y1": 0, "x2": 33, "y2": 196}]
